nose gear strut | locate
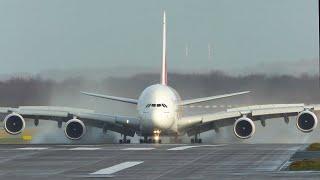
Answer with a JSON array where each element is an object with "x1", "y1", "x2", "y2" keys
[{"x1": 139, "y1": 130, "x2": 162, "y2": 144}]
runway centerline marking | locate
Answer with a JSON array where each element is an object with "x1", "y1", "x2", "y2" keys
[
  {"x1": 69, "y1": 147, "x2": 101, "y2": 150},
  {"x1": 90, "y1": 161, "x2": 144, "y2": 175},
  {"x1": 121, "y1": 147, "x2": 155, "y2": 150},
  {"x1": 17, "y1": 147, "x2": 48, "y2": 150}
]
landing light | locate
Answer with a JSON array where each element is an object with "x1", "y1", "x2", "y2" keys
[
  {"x1": 154, "y1": 135, "x2": 160, "y2": 141},
  {"x1": 153, "y1": 130, "x2": 161, "y2": 134}
]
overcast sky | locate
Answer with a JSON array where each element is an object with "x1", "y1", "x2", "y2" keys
[{"x1": 0, "y1": 0, "x2": 318, "y2": 74}]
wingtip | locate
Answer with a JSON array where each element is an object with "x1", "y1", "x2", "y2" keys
[
  {"x1": 243, "y1": 91, "x2": 251, "y2": 94},
  {"x1": 80, "y1": 91, "x2": 89, "y2": 95}
]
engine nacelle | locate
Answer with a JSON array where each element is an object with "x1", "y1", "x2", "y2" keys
[
  {"x1": 296, "y1": 110, "x2": 318, "y2": 132},
  {"x1": 3, "y1": 113, "x2": 25, "y2": 135},
  {"x1": 64, "y1": 118, "x2": 86, "y2": 140},
  {"x1": 233, "y1": 117, "x2": 255, "y2": 139}
]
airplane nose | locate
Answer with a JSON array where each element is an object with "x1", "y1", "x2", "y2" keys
[{"x1": 149, "y1": 111, "x2": 173, "y2": 129}]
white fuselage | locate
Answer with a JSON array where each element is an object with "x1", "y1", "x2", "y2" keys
[{"x1": 137, "y1": 84, "x2": 182, "y2": 136}]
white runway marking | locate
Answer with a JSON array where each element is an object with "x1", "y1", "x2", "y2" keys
[
  {"x1": 278, "y1": 161, "x2": 292, "y2": 171},
  {"x1": 122, "y1": 147, "x2": 155, "y2": 151},
  {"x1": 17, "y1": 147, "x2": 48, "y2": 150},
  {"x1": 69, "y1": 147, "x2": 101, "y2": 150},
  {"x1": 167, "y1": 146, "x2": 199, "y2": 151},
  {"x1": 168, "y1": 144, "x2": 226, "y2": 151},
  {"x1": 91, "y1": 161, "x2": 143, "y2": 175},
  {"x1": 200, "y1": 144, "x2": 226, "y2": 147}
]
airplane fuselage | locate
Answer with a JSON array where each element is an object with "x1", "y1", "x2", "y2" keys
[{"x1": 137, "y1": 84, "x2": 182, "y2": 136}]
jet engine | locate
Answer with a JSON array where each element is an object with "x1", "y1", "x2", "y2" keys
[
  {"x1": 296, "y1": 110, "x2": 318, "y2": 132},
  {"x1": 3, "y1": 113, "x2": 25, "y2": 135},
  {"x1": 64, "y1": 118, "x2": 86, "y2": 140},
  {"x1": 233, "y1": 117, "x2": 255, "y2": 139}
]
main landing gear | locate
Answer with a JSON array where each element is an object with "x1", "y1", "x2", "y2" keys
[
  {"x1": 119, "y1": 134, "x2": 131, "y2": 144},
  {"x1": 190, "y1": 133, "x2": 202, "y2": 144}
]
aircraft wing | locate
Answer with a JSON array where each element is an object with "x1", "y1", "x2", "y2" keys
[
  {"x1": 0, "y1": 106, "x2": 140, "y2": 137},
  {"x1": 178, "y1": 103, "x2": 320, "y2": 136}
]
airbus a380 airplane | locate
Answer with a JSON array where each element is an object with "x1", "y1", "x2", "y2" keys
[{"x1": 1, "y1": 12, "x2": 319, "y2": 143}]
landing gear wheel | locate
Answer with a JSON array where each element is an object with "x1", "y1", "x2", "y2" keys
[
  {"x1": 119, "y1": 139, "x2": 131, "y2": 144},
  {"x1": 119, "y1": 134, "x2": 130, "y2": 144},
  {"x1": 191, "y1": 138, "x2": 202, "y2": 144},
  {"x1": 191, "y1": 132, "x2": 202, "y2": 144},
  {"x1": 140, "y1": 135, "x2": 162, "y2": 144}
]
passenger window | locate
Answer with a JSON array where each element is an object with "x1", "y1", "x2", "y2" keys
[
  {"x1": 157, "y1": 104, "x2": 161, "y2": 107},
  {"x1": 162, "y1": 104, "x2": 167, "y2": 108},
  {"x1": 152, "y1": 104, "x2": 156, "y2": 107}
]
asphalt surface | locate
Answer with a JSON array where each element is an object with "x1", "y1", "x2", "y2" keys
[{"x1": 0, "y1": 144, "x2": 319, "y2": 180}]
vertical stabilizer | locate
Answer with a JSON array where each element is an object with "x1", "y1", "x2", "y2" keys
[{"x1": 161, "y1": 11, "x2": 167, "y2": 85}]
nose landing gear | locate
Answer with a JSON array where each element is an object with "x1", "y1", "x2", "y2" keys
[
  {"x1": 139, "y1": 130, "x2": 162, "y2": 144},
  {"x1": 152, "y1": 130, "x2": 162, "y2": 144}
]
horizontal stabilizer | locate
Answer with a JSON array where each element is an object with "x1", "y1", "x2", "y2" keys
[
  {"x1": 81, "y1": 92, "x2": 138, "y2": 104},
  {"x1": 179, "y1": 91, "x2": 250, "y2": 106}
]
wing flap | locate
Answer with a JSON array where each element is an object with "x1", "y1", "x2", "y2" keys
[
  {"x1": 252, "y1": 107, "x2": 304, "y2": 116},
  {"x1": 178, "y1": 111, "x2": 241, "y2": 129},
  {"x1": 202, "y1": 111, "x2": 241, "y2": 123}
]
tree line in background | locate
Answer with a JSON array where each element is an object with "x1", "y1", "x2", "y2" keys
[{"x1": 0, "y1": 71, "x2": 319, "y2": 108}]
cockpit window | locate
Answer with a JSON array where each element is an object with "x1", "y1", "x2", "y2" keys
[{"x1": 146, "y1": 103, "x2": 167, "y2": 108}]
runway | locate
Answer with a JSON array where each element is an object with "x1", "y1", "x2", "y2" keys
[{"x1": 0, "y1": 144, "x2": 319, "y2": 179}]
